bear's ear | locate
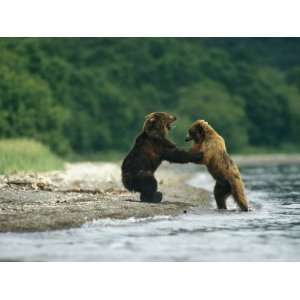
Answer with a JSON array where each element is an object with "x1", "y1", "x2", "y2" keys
[{"x1": 149, "y1": 117, "x2": 155, "y2": 123}]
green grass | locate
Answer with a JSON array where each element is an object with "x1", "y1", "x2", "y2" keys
[
  {"x1": 0, "y1": 139, "x2": 65, "y2": 174},
  {"x1": 1, "y1": 138, "x2": 298, "y2": 175}
]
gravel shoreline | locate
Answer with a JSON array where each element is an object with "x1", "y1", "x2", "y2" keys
[
  {"x1": 0, "y1": 162, "x2": 210, "y2": 232},
  {"x1": 1, "y1": 154, "x2": 299, "y2": 233}
]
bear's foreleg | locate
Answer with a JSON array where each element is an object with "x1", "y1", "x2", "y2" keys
[{"x1": 162, "y1": 148, "x2": 203, "y2": 164}]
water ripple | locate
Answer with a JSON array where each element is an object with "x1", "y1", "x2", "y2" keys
[{"x1": 0, "y1": 164, "x2": 300, "y2": 261}]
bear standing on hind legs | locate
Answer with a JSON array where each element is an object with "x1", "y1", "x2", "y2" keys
[
  {"x1": 122, "y1": 112, "x2": 202, "y2": 203},
  {"x1": 185, "y1": 120, "x2": 249, "y2": 211}
]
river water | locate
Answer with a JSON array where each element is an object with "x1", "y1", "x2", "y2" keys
[{"x1": 0, "y1": 164, "x2": 299, "y2": 261}]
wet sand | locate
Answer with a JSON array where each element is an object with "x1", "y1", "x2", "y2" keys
[{"x1": 0, "y1": 162, "x2": 210, "y2": 232}]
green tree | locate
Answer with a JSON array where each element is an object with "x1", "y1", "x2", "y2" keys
[
  {"x1": 0, "y1": 65, "x2": 70, "y2": 154},
  {"x1": 176, "y1": 80, "x2": 248, "y2": 152}
]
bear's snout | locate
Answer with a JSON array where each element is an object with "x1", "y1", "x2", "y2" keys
[{"x1": 185, "y1": 134, "x2": 192, "y2": 142}]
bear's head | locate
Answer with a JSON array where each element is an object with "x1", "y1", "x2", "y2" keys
[
  {"x1": 185, "y1": 120, "x2": 214, "y2": 144},
  {"x1": 143, "y1": 112, "x2": 176, "y2": 139}
]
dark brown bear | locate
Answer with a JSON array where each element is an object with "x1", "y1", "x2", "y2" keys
[{"x1": 122, "y1": 112, "x2": 202, "y2": 203}]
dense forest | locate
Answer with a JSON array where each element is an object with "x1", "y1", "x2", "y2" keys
[{"x1": 0, "y1": 38, "x2": 299, "y2": 156}]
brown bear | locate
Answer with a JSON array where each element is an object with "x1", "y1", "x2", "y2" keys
[
  {"x1": 122, "y1": 112, "x2": 202, "y2": 203},
  {"x1": 185, "y1": 120, "x2": 249, "y2": 211}
]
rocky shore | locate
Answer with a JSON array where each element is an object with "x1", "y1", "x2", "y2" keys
[
  {"x1": 0, "y1": 162, "x2": 210, "y2": 232},
  {"x1": 1, "y1": 154, "x2": 299, "y2": 233}
]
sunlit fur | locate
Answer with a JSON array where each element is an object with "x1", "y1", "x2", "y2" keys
[{"x1": 188, "y1": 120, "x2": 249, "y2": 211}]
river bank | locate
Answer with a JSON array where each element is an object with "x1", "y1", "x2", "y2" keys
[
  {"x1": 1, "y1": 163, "x2": 299, "y2": 261},
  {"x1": 0, "y1": 162, "x2": 210, "y2": 232},
  {"x1": 1, "y1": 154, "x2": 299, "y2": 233}
]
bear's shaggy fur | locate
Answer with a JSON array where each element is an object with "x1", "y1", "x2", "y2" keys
[
  {"x1": 122, "y1": 112, "x2": 202, "y2": 203},
  {"x1": 186, "y1": 120, "x2": 249, "y2": 211}
]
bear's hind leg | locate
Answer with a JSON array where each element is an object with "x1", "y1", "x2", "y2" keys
[
  {"x1": 230, "y1": 181, "x2": 249, "y2": 211},
  {"x1": 214, "y1": 181, "x2": 231, "y2": 209},
  {"x1": 137, "y1": 173, "x2": 162, "y2": 203}
]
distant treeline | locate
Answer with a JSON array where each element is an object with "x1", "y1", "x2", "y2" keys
[{"x1": 0, "y1": 38, "x2": 300, "y2": 155}]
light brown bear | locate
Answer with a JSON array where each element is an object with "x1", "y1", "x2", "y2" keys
[{"x1": 185, "y1": 120, "x2": 249, "y2": 211}]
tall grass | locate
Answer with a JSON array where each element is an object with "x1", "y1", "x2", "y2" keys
[{"x1": 0, "y1": 139, "x2": 64, "y2": 174}]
